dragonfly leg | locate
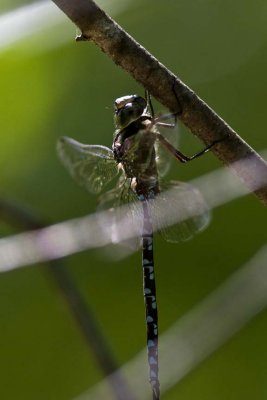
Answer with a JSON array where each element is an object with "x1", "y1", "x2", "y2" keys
[
  {"x1": 145, "y1": 91, "x2": 178, "y2": 127},
  {"x1": 154, "y1": 114, "x2": 176, "y2": 128},
  {"x1": 145, "y1": 90, "x2": 179, "y2": 128},
  {"x1": 145, "y1": 90, "x2": 155, "y2": 118},
  {"x1": 156, "y1": 133, "x2": 224, "y2": 163},
  {"x1": 172, "y1": 80, "x2": 183, "y2": 115}
]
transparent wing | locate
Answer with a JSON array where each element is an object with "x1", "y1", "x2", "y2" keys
[
  {"x1": 97, "y1": 176, "x2": 137, "y2": 209},
  {"x1": 98, "y1": 178, "x2": 210, "y2": 245},
  {"x1": 57, "y1": 136, "x2": 119, "y2": 194},
  {"x1": 149, "y1": 180, "x2": 210, "y2": 243},
  {"x1": 155, "y1": 116, "x2": 180, "y2": 177},
  {"x1": 97, "y1": 177, "x2": 142, "y2": 252}
]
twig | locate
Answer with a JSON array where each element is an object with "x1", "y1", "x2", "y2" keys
[{"x1": 51, "y1": 0, "x2": 267, "y2": 205}]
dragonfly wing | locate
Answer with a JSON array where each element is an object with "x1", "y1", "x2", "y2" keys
[
  {"x1": 149, "y1": 180, "x2": 210, "y2": 243},
  {"x1": 155, "y1": 116, "x2": 179, "y2": 178},
  {"x1": 57, "y1": 136, "x2": 119, "y2": 194},
  {"x1": 97, "y1": 178, "x2": 142, "y2": 251}
]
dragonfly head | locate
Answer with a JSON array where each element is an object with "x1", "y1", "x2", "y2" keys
[{"x1": 114, "y1": 95, "x2": 147, "y2": 129}]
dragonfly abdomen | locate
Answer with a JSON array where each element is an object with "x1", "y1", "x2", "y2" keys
[{"x1": 142, "y1": 200, "x2": 160, "y2": 399}]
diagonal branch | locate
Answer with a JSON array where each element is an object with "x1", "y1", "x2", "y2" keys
[{"x1": 51, "y1": 0, "x2": 267, "y2": 205}]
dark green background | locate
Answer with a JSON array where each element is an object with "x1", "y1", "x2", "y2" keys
[{"x1": 0, "y1": 1, "x2": 266, "y2": 399}]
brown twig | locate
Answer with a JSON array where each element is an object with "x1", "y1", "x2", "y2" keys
[{"x1": 52, "y1": 0, "x2": 267, "y2": 205}]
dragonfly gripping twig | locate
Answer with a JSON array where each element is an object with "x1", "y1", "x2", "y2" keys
[{"x1": 57, "y1": 93, "x2": 215, "y2": 400}]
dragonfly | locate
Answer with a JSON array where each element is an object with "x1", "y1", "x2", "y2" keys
[{"x1": 57, "y1": 92, "x2": 221, "y2": 400}]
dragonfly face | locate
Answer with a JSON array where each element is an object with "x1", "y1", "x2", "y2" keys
[{"x1": 114, "y1": 95, "x2": 147, "y2": 129}]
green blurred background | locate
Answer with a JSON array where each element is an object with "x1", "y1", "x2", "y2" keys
[{"x1": 0, "y1": 0, "x2": 267, "y2": 399}]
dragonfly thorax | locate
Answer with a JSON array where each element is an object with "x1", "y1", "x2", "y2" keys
[{"x1": 113, "y1": 115, "x2": 159, "y2": 199}]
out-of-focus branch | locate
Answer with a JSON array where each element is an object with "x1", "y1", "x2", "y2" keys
[
  {"x1": 0, "y1": 153, "x2": 265, "y2": 272},
  {"x1": 51, "y1": 0, "x2": 267, "y2": 204},
  {"x1": 0, "y1": 198, "x2": 135, "y2": 400}
]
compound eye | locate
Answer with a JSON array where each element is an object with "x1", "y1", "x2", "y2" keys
[
  {"x1": 114, "y1": 95, "x2": 137, "y2": 110},
  {"x1": 116, "y1": 104, "x2": 135, "y2": 128},
  {"x1": 114, "y1": 95, "x2": 147, "y2": 128},
  {"x1": 133, "y1": 96, "x2": 147, "y2": 112}
]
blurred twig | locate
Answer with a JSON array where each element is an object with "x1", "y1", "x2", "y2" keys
[
  {"x1": 0, "y1": 151, "x2": 266, "y2": 271},
  {"x1": 51, "y1": 0, "x2": 267, "y2": 205},
  {"x1": 0, "y1": 198, "x2": 135, "y2": 400}
]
